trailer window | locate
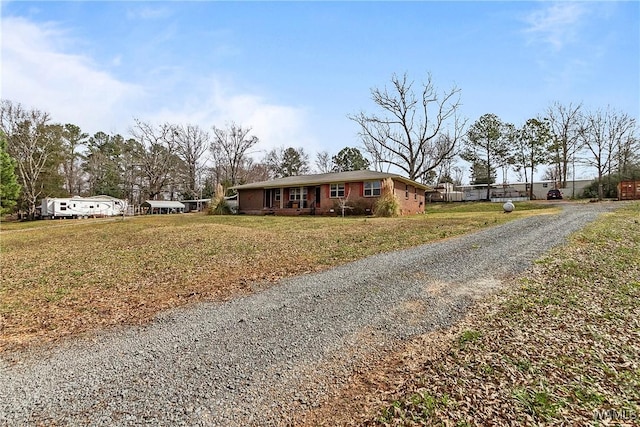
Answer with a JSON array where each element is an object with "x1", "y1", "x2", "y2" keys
[{"x1": 60, "y1": 206, "x2": 66, "y2": 211}]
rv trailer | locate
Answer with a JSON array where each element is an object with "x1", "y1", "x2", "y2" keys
[{"x1": 40, "y1": 196, "x2": 128, "y2": 219}]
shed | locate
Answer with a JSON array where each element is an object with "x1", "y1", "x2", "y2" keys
[
  {"x1": 141, "y1": 200, "x2": 185, "y2": 214},
  {"x1": 618, "y1": 180, "x2": 640, "y2": 200}
]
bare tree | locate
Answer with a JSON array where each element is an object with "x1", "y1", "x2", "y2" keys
[
  {"x1": 579, "y1": 107, "x2": 637, "y2": 200},
  {"x1": 545, "y1": 102, "x2": 582, "y2": 188},
  {"x1": 130, "y1": 119, "x2": 179, "y2": 200},
  {"x1": 349, "y1": 72, "x2": 466, "y2": 182},
  {"x1": 315, "y1": 150, "x2": 332, "y2": 173},
  {"x1": 242, "y1": 161, "x2": 270, "y2": 184},
  {"x1": 174, "y1": 124, "x2": 209, "y2": 199},
  {"x1": 210, "y1": 122, "x2": 259, "y2": 187},
  {"x1": 0, "y1": 100, "x2": 56, "y2": 219}
]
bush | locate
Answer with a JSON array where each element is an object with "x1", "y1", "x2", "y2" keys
[
  {"x1": 208, "y1": 198, "x2": 231, "y2": 215},
  {"x1": 208, "y1": 183, "x2": 232, "y2": 215},
  {"x1": 374, "y1": 178, "x2": 399, "y2": 217}
]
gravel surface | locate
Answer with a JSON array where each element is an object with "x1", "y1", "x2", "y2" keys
[{"x1": 0, "y1": 203, "x2": 618, "y2": 426}]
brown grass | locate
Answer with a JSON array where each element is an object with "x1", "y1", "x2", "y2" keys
[
  {"x1": 0, "y1": 203, "x2": 556, "y2": 353},
  {"x1": 297, "y1": 202, "x2": 640, "y2": 426}
]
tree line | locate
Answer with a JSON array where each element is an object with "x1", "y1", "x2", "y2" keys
[
  {"x1": 350, "y1": 73, "x2": 639, "y2": 201},
  {"x1": 2, "y1": 72, "x2": 638, "y2": 217},
  {"x1": 0, "y1": 99, "x2": 371, "y2": 218}
]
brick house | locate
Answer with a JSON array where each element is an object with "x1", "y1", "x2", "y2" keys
[{"x1": 231, "y1": 170, "x2": 429, "y2": 215}]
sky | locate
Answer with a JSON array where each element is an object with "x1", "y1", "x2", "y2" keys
[{"x1": 1, "y1": 1, "x2": 639, "y2": 181}]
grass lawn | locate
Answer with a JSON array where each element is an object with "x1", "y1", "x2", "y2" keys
[
  {"x1": 302, "y1": 202, "x2": 640, "y2": 426},
  {"x1": 0, "y1": 202, "x2": 557, "y2": 353}
]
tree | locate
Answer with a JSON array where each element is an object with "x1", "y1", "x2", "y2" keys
[
  {"x1": 130, "y1": 119, "x2": 180, "y2": 200},
  {"x1": 349, "y1": 72, "x2": 465, "y2": 182},
  {"x1": 0, "y1": 100, "x2": 61, "y2": 219},
  {"x1": 461, "y1": 114, "x2": 511, "y2": 200},
  {"x1": 545, "y1": 102, "x2": 582, "y2": 188},
  {"x1": 315, "y1": 150, "x2": 332, "y2": 174},
  {"x1": 469, "y1": 160, "x2": 496, "y2": 186},
  {"x1": 210, "y1": 122, "x2": 259, "y2": 187},
  {"x1": 265, "y1": 146, "x2": 310, "y2": 178},
  {"x1": 83, "y1": 132, "x2": 128, "y2": 198},
  {"x1": 579, "y1": 107, "x2": 637, "y2": 200},
  {"x1": 331, "y1": 147, "x2": 370, "y2": 172},
  {"x1": 513, "y1": 118, "x2": 552, "y2": 200},
  {"x1": 175, "y1": 124, "x2": 209, "y2": 200},
  {"x1": 60, "y1": 123, "x2": 88, "y2": 196},
  {"x1": 0, "y1": 132, "x2": 21, "y2": 214}
]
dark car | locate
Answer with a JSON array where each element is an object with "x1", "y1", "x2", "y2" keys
[{"x1": 547, "y1": 189, "x2": 563, "y2": 200}]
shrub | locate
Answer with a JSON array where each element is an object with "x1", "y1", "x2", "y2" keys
[
  {"x1": 208, "y1": 184, "x2": 232, "y2": 215},
  {"x1": 374, "y1": 178, "x2": 399, "y2": 217}
]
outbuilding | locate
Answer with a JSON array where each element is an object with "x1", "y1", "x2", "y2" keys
[{"x1": 141, "y1": 200, "x2": 185, "y2": 215}]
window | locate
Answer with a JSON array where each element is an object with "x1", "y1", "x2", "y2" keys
[
  {"x1": 364, "y1": 181, "x2": 381, "y2": 197},
  {"x1": 274, "y1": 189, "x2": 281, "y2": 201},
  {"x1": 414, "y1": 188, "x2": 417, "y2": 200},
  {"x1": 542, "y1": 183, "x2": 548, "y2": 188},
  {"x1": 289, "y1": 188, "x2": 307, "y2": 201},
  {"x1": 330, "y1": 183, "x2": 345, "y2": 198},
  {"x1": 405, "y1": 184, "x2": 409, "y2": 198}
]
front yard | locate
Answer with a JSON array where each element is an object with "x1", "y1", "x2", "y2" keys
[
  {"x1": 300, "y1": 202, "x2": 640, "y2": 426},
  {"x1": 0, "y1": 202, "x2": 554, "y2": 352}
]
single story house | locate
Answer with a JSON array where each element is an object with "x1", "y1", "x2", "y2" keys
[
  {"x1": 231, "y1": 170, "x2": 429, "y2": 216},
  {"x1": 141, "y1": 200, "x2": 186, "y2": 215}
]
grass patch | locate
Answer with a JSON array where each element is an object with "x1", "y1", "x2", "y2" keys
[
  {"x1": 0, "y1": 204, "x2": 555, "y2": 352},
  {"x1": 364, "y1": 202, "x2": 640, "y2": 425}
]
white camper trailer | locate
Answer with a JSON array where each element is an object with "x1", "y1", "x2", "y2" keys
[{"x1": 40, "y1": 196, "x2": 128, "y2": 219}]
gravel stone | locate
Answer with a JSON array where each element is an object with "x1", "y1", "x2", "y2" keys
[{"x1": 0, "y1": 203, "x2": 618, "y2": 426}]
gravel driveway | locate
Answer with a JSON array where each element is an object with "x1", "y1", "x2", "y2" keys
[{"x1": 0, "y1": 203, "x2": 617, "y2": 426}]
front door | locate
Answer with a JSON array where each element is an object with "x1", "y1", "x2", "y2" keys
[
  {"x1": 264, "y1": 189, "x2": 272, "y2": 208},
  {"x1": 315, "y1": 187, "x2": 321, "y2": 206}
]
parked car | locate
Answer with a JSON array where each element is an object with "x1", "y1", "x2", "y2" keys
[{"x1": 546, "y1": 189, "x2": 563, "y2": 200}]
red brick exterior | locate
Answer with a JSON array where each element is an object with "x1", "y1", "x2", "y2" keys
[{"x1": 237, "y1": 179, "x2": 425, "y2": 216}]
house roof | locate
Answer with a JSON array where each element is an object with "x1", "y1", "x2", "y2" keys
[
  {"x1": 141, "y1": 200, "x2": 186, "y2": 209},
  {"x1": 231, "y1": 170, "x2": 431, "y2": 191}
]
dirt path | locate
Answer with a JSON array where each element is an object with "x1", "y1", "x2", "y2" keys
[{"x1": 0, "y1": 203, "x2": 617, "y2": 426}]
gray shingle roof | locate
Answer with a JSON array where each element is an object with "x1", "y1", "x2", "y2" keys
[{"x1": 231, "y1": 170, "x2": 431, "y2": 190}]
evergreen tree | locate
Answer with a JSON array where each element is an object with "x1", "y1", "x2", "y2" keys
[{"x1": 0, "y1": 132, "x2": 21, "y2": 215}]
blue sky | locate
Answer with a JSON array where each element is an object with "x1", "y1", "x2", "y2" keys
[{"x1": 1, "y1": 1, "x2": 638, "y2": 180}]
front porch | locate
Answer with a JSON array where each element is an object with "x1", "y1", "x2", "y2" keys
[{"x1": 262, "y1": 186, "x2": 323, "y2": 215}]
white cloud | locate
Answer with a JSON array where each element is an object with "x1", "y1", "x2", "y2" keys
[
  {"x1": 146, "y1": 77, "x2": 318, "y2": 160},
  {"x1": 125, "y1": 6, "x2": 172, "y2": 21},
  {"x1": 1, "y1": 16, "x2": 143, "y2": 134},
  {"x1": 0, "y1": 16, "x2": 317, "y2": 159},
  {"x1": 523, "y1": 2, "x2": 588, "y2": 50}
]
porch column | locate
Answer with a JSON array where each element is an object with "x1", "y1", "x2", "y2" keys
[
  {"x1": 280, "y1": 187, "x2": 284, "y2": 209},
  {"x1": 300, "y1": 186, "x2": 304, "y2": 208}
]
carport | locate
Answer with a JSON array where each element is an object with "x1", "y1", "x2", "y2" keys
[{"x1": 141, "y1": 200, "x2": 186, "y2": 215}]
